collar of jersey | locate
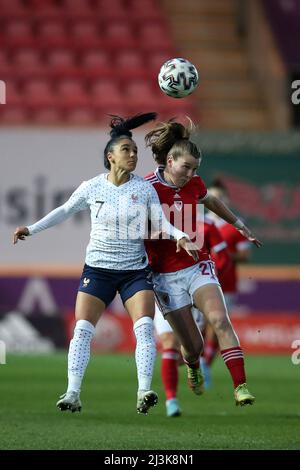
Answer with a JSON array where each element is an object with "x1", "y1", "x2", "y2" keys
[
  {"x1": 103, "y1": 172, "x2": 134, "y2": 187},
  {"x1": 155, "y1": 167, "x2": 179, "y2": 190}
]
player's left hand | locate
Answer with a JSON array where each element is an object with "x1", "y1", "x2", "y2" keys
[
  {"x1": 239, "y1": 225, "x2": 262, "y2": 248},
  {"x1": 176, "y1": 237, "x2": 199, "y2": 261}
]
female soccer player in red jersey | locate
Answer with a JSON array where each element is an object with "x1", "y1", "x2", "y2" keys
[
  {"x1": 154, "y1": 216, "x2": 231, "y2": 416},
  {"x1": 144, "y1": 119, "x2": 262, "y2": 407}
]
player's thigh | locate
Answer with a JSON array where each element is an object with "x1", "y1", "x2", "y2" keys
[
  {"x1": 166, "y1": 306, "x2": 202, "y2": 350},
  {"x1": 193, "y1": 283, "x2": 228, "y2": 323},
  {"x1": 75, "y1": 291, "x2": 106, "y2": 326},
  {"x1": 124, "y1": 289, "x2": 155, "y2": 323}
]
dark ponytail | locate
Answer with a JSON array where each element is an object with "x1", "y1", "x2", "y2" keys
[{"x1": 104, "y1": 112, "x2": 157, "y2": 169}]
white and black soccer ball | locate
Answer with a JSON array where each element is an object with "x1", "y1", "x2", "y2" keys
[{"x1": 158, "y1": 58, "x2": 199, "y2": 98}]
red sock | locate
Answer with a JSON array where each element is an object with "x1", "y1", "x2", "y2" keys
[
  {"x1": 203, "y1": 338, "x2": 219, "y2": 366},
  {"x1": 221, "y1": 347, "x2": 246, "y2": 388},
  {"x1": 161, "y1": 349, "x2": 180, "y2": 400}
]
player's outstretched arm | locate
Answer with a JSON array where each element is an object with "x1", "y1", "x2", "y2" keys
[
  {"x1": 13, "y1": 226, "x2": 29, "y2": 244},
  {"x1": 203, "y1": 194, "x2": 262, "y2": 248},
  {"x1": 12, "y1": 181, "x2": 89, "y2": 246}
]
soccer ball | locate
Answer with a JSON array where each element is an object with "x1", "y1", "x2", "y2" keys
[{"x1": 158, "y1": 58, "x2": 199, "y2": 98}]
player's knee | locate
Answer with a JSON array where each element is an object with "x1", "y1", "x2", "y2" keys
[
  {"x1": 160, "y1": 332, "x2": 179, "y2": 350},
  {"x1": 210, "y1": 314, "x2": 231, "y2": 335},
  {"x1": 184, "y1": 338, "x2": 203, "y2": 362}
]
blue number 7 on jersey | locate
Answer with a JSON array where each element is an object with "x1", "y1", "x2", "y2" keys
[{"x1": 96, "y1": 201, "x2": 104, "y2": 218}]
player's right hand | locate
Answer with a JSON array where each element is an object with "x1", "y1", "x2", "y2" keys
[
  {"x1": 13, "y1": 226, "x2": 29, "y2": 244},
  {"x1": 239, "y1": 225, "x2": 262, "y2": 248},
  {"x1": 176, "y1": 237, "x2": 199, "y2": 261}
]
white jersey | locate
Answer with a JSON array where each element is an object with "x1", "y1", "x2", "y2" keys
[{"x1": 27, "y1": 173, "x2": 186, "y2": 270}]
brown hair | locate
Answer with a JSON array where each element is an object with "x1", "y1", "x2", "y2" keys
[{"x1": 145, "y1": 118, "x2": 201, "y2": 165}]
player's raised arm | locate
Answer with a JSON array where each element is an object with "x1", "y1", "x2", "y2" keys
[
  {"x1": 203, "y1": 193, "x2": 262, "y2": 248},
  {"x1": 12, "y1": 181, "x2": 89, "y2": 245}
]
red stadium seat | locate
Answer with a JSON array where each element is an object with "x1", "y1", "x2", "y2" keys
[
  {"x1": 5, "y1": 81, "x2": 23, "y2": 106},
  {"x1": 70, "y1": 20, "x2": 101, "y2": 47},
  {"x1": 38, "y1": 20, "x2": 65, "y2": 38},
  {"x1": 65, "y1": 107, "x2": 96, "y2": 125},
  {"x1": 159, "y1": 95, "x2": 199, "y2": 121},
  {"x1": 125, "y1": 80, "x2": 161, "y2": 112},
  {"x1": 29, "y1": 0, "x2": 59, "y2": 6},
  {"x1": 105, "y1": 23, "x2": 136, "y2": 49},
  {"x1": 128, "y1": 0, "x2": 163, "y2": 21},
  {"x1": 14, "y1": 48, "x2": 42, "y2": 67},
  {"x1": 147, "y1": 52, "x2": 174, "y2": 75},
  {"x1": 4, "y1": 19, "x2": 34, "y2": 47},
  {"x1": 0, "y1": 106, "x2": 29, "y2": 124},
  {"x1": 13, "y1": 49, "x2": 45, "y2": 78},
  {"x1": 62, "y1": 0, "x2": 92, "y2": 11},
  {"x1": 0, "y1": 0, "x2": 28, "y2": 16},
  {"x1": 57, "y1": 79, "x2": 90, "y2": 108},
  {"x1": 27, "y1": 1, "x2": 63, "y2": 19},
  {"x1": 46, "y1": 49, "x2": 77, "y2": 77},
  {"x1": 81, "y1": 50, "x2": 112, "y2": 78},
  {"x1": 138, "y1": 23, "x2": 173, "y2": 51},
  {"x1": 37, "y1": 20, "x2": 69, "y2": 46},
  {"x1": 94, "y1": 0, "x2": 127, "y2": 20},
  {"x1": 71, "y1": 21, "x2": 99, "y2": 40},
  {"x1": 90, "y1": 80, "x2": 124, "y2": 111},
  {"x1": 95, "y1": 105, "x2": 130, "y2": 123},
  {"x1": 82, "y1": 50, "x2": 109, "y2": 68},
  {"x1": 32, "y1": 107, "x2": 63, "y2": 124},
  {"x1": 115, "y1": 51, "x2": 147, "y2": 80},
  {"x1": 23, "y1": 79, "x2": 56, "y2": 107},
  {"x1": 0, "y1": 50, "x2": 13, "y2": 78},
  {"x1": 96, "y1": 0, "x2": 125, "y2": 10}
]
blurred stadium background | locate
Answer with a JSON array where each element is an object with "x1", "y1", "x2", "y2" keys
[{"x1": 1, "y1": 0, "x2": 300, "y2": 450}]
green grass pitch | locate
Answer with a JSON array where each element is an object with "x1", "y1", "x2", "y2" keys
[{"x1": 0, "y1": 353, "x2": 299, "y2": 450}]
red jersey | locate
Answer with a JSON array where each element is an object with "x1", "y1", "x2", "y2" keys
[
  {"x1": 213, "y1": 219, "x2": 250, "y2": 293},
  {"x1": 145, "y1": 168, "x2": 208, "y2": 273},
  {"x1": 202, "y1": 217, "x2": 231, "y2": 276}
]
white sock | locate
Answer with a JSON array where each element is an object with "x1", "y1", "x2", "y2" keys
[
  {"x1": 133, "y1": 316, "x2": 156, "y2": 392},
  {"x1": 67, "y1": 319, "x2": 95, "y2": 394}
]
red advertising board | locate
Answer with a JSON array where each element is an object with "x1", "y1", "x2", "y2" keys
[
  {"x1": 64, "y1": 311, "x2": 300, "y2": 355},
  {"x1": 231, "y1": 314, "x2": 300, "y2": 354}
]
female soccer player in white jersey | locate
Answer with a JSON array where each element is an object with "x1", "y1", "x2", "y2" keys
[
  {"x1": 13, "y1": 113, "x2": 198, "y2": 416},
  {"x1": 144, "y1": 119, "x2": 262, "y2": 407}
]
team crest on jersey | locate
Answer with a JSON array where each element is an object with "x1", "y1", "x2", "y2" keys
[
  {"x1": 131, "y1": 194, "x2": 138, "y2": 203},
  {"x1": 174, "y1": 200, "x2": 183, "y2": 211},
  {"x1": 83, "y1": 277, "x2": 90, "y2": 287}
]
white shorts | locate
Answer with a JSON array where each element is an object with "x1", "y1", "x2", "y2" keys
[
  {"x1": 153, "y1": 260, "x2": 220, "y2": 315},
  {"x1": 154, "y1": 303, "x2": 204, "y2": 336}
]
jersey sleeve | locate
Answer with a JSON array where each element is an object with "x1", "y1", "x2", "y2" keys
[
  {"x1": 147, "y1": 184, "x2": 187, "y2": 241},
  {"x1": 28, "y1": 181, "x2": 89, "y2": 235}
]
